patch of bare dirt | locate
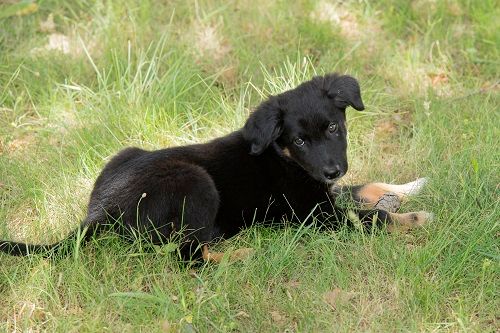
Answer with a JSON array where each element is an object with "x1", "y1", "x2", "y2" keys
[
  {"x1": 5, "y1": 134, "x2": 37, "y2": 154},
  {"x1": 268, "y1": 309, "x2": 298, "y2": 331},
  {"x1": 44, "y1": 175, "x2": 93, "y2": 237},
  {"x1": 187, "y1": 19, "x2": 238, "y2": 86},
  {"x1": 31, "y1": 33, "x2": 96, "y2": 58},
  {"x1": 49, "y1": 106, "x2": 81, "y2": 133},
  {"x1": 323, "y1": 287, "x2": 357, "y2": 309},
  {"x1": 411, "y1": 0, "x2": 438, "y2": 16},
  {"x1": 392, "y1": 58, "x2": 454, "y2": 97},
  {"x1": 5, "y1": 202, "x2": 40, "y2": 242},
  {"x1": 447, "y1": 2, "x2": 464, "y2": 16},
  {"x1": 451, "y1": 23, "x2": 472, "y2": 38},
  {"x1": 39, "y1": 13, "x2": 56, "y2": 33},
  {"x1": 269, "y1": 310, "x2": 285, "y2": 324},
  {"x1": 31, "y1": 13, "x2": 98, "y2": 58},
  {"x1": 193, "y1": 22, "x2": 231, "y2": 61},
  {"x1": 13, "y1": 301, "x2": 48, "y2": 323},
  {"x1": 46, "y1": 33, "x2": 72, "y2": 54},
  {"x1": 310, "y1": 1, "x2": 383, "y2": 48}
]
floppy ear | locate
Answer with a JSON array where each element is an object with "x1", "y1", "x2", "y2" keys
[
  {"x1": 322, "y1": 74, "x2": 365, "y2": 111},
  {"x1": 242, "y1": 96, "x2": 283, "y2": 155}
]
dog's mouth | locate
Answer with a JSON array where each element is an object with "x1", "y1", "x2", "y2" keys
[
  {"x1": 322, "y1": 173, "x2": 345, "y2": 185},
  {"x1": 324, "y1": 177, "x2": 341, "y2": 185},
  {"x1": 320, "y1": 167, "x2": 345, "y2": 185},
  {"x1": 308, "y1": 170, "x2": 344, "y2": 185},
  {"x1": 303, "y1": 167, "x2": 345, "y2": 185}
]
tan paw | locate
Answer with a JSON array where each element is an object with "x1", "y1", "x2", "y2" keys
[{"x1": 387, "y1": 211, "x2": 433, "y2": 232}]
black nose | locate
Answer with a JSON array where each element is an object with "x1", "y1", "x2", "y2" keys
[{"x1": 323, "y1": 166, "x2": 343, "y2": 180}]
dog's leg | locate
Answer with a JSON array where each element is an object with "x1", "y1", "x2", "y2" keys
[
  {"x1": 127, "y1": 162, "x2": 222, "y2": 262},
  {"x1": 356, "y1": 178, "x2": 427, "y2": 202},
  {"x1": 386, "y1": 211, "x2": 433, "y2": 232},
  {"x1": 352, "y1": 209, "x2": 433, "y2": 232},
  {"x1": 202, "y1": 245, "x2": 254, "y2": 264},
  {"x1": 333, "y1": 178, "x2": 427, "y2": 212}
]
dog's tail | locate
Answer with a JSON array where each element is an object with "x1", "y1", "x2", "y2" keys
[{"x1": 0, "y1": 218, "x2": 102, "y2": 257}]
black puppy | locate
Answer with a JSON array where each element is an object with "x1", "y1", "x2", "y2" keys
[{"x1": 0, "y1": 73, "x2": 431, "y2": 260}]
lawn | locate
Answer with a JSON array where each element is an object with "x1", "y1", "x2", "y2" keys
[{"x1": 0, "y1": 0, "x2": 498, "y2": 332}]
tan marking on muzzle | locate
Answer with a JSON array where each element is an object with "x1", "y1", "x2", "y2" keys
[{"x1": 282, "y1": 147, "x2": 291, "y2": 157}]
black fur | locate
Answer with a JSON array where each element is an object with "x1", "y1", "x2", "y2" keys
[{"x1": 0, "y1": 73, "x2": 392, "y2": 259}]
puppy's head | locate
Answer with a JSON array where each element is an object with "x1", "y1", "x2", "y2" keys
[{"x1": 243, "y1": 73, "x2": 364, "y2": 184}]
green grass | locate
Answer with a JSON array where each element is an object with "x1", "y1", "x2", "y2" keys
[{"x1": 0, "y1": 0, "x2": 498, "y2": 331}]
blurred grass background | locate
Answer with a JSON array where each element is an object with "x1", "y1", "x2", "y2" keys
[{"x1": 0, "y1": 0, "x2": 498, "y2": 331}]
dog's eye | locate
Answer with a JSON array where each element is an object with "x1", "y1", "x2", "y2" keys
[
  {"x1": 294, "y1": 138, "x2": 305, "y2": 146},
  {"x1": 328, "y1": 122, "x2": 338, "y2": 133}
]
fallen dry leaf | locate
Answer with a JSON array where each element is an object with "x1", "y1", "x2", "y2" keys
[
  {"x1": 205, "y1": 247, "x2": 254, "y2": 263},
  {"x1": 65, "y1": 306, "x2": 83, "y2": 316},
  {"x1": 188, "y1": 269, "x2": 198, "y2": 278},
  {"x1": 218, "y1": 66, "x2": 238, "y2": 85},
  {"x1": 229, "y1": 247, "x2": 254, "y2": 262},
  {"x1": 285, "y1": 280, "x2": 301, "y2": 288},
  {"x1": 161, "y1": 320, "x2": 172, "y2": 332},
  {"x1": 481, "y1": 80, "x2": 500, "y2": 93},
  {"x1": 40, "y1": 13, "x2": 56, "y2": 33},
  {"x1": 16, "y1": 3, "x2": 39, "y2": 16},
  {"x1": 235, "y1": 310, "x2": 250, "y2": 319},
  {"x1": 429, "y1": 72, "x2": 449, "y2": 86},
  {"x1": 46, "y1": 33, "x2": 71, "y2": 54},
  {"x1": 16, "y1": 301, "x2": 48, "y2": 322},
  {"x1": 270, "y1": 310, "x2": 286, "y2": 324},
  {"x1": 6, "y1": 135, "x2": 36, "y2": 153},
  {"x1": 375, "y1": 120, "x2": 398, "y2": 136},
  {"x1": 447, "y1": 2, "x2": 463, "y2": 16},
  {"x1": 161, "y1": 320, "x2": 179, "y2": 333},
  {"x1": 323, "y1": 288, "x2": 356, "y2": 309}
]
